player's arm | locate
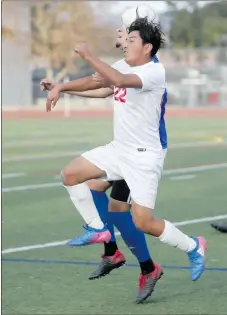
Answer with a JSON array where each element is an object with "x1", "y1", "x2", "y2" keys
[
  {"x1": 65, "y1": 87, "x2": 113, "y2": 98},
  {"x1": 46, "y1": 76, "x2": 108, "y2": 112},
  {"x1": 57, "y1": 76, "x2": 106, "y2": 92},
  {"x1": 85, "y1": 56, "x2": 165, "y2": 92},
  {"x1": 85, "y1": 55, "x2": 143, "y2": 89},
  {"x1": 40, "y1": 78, "x2": 113, "y2": 98},
  {"x1": 74, "y1": 44, "x2": 164, "y2": 90}
]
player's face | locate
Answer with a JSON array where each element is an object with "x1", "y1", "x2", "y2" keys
[
  {"x1": 115, "y1": 27, "x2": 128, "y2": 49},
  {"x1": 123, "y1": 31, "x2": 152, "y2": 66}
]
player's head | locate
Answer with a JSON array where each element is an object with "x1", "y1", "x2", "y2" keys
[
  {"x1": 123, "y1": 17, "x2": 164, "y2": 66},
  {"x1": 115, "y1": 27, "x2": 128, "y2": 49}
]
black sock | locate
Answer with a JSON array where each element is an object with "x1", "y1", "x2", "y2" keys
[
  {"x1": 104, "y1": 241, "x2": 118, "y2": 256},
  {"x1": 139, "y1": 259, "x2": 155, "y2": 275}
]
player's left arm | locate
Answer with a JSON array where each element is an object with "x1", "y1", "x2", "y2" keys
[
  {"x1": 85, "y1": 55, "x2": 142, "y2": 88},
  {"x1": 85, "y1": 56, "x2": 165, "y2": 91},
  {"x1": 133, "y1": 63, "x2": 166, "y2": 92},
  {"x1": 75, "y1": 43, "x2": 165, "y2": 90},
  {"x1": 75, "y1": 43, "x2": 142, "y2": 88}
]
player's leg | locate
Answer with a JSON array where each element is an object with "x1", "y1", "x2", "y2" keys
[
  {"x1": 67, "y1": 179, "x2": 116, "y2": 246},
  {"x1": 131, "y1": 202, "x2": 206, "y2": 281},
  {"x1": 89, "y1": 180, "x2": 160, "y2": 303},
  {"x1": 88, "y1": 180, "x2": 127, "y2": 280},
  {"x1": 88, "y1": 179, "x2": 120, "y2": 253},
  {"x1": 109, "y1": 182, "x2": 162, "y2": 304},
  {"x1": 125, "y1": 150, "x2": 207, "y2": 282},
  {"x1": 89, "y1": 181, "x2": 148, "y2": 281},
  {"x1": 62, "y1": 144, "x2": 121, "y2": 246},
  {"x1": 109, "y1": 181, "x2": 155, "y2": 273}
]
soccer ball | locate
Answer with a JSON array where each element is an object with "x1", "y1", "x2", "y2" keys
[{"x1": 121, "y1": 4, "x2": 156, "y2": 29}]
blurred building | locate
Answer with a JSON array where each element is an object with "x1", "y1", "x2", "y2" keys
[
  {"x1": 2, "y1": 2, "x2": 32, "y2": 107},
  {"x1": 1, "y1": 2, "x2": 227, "y2": 109}
]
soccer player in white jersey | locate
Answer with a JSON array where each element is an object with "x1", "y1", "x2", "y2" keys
[
  {"x1": 45, "y1": 18, "x2": 207, "y2": 286},
  {"x1": 41, "y1": 26, "x2": 167, "y2": 304}
]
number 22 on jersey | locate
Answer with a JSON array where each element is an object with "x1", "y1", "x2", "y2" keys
[{"x1": 114, "y1": 88, "x2": 126, "y2": 103}]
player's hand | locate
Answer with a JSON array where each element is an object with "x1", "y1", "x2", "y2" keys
[
  {"x1": 46, "y1": 86, "x2": 61, "y2": 112},
  {"x1": 116, "y1": 27, "x2": 128, "y2": 46},
  {"x1": 40, "y1": 78, "x2": 56, "y2": 91},
  {"x1": 92, "y1": 72, "x2": 112, "y2": 87},
  {"x1": 74, "y1": 43, "x2": 92, "y2": 60},
  {"x1": 116, "y1": 27, "x2": 125, "y2": 38},
  {"x1": 92, "y1": 72, "x2": 105, "y2": 84}
]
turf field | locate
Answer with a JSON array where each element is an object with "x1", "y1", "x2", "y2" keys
[{"x1": 2, "y1": 109, "x2": 227, "y2": 314}]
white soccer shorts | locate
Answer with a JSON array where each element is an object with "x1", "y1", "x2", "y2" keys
[{"x1": 82, "y1": 142, "x2": 167, "y2": 209}]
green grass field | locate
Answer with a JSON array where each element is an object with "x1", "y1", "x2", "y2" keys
[{"x1": 2, "y1": 115, "x2": 227, "y2": 314}]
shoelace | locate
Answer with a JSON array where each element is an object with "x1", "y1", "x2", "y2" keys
[
  {"x1": 189, "y1": 256, "x2": 199, "y2": 265},
  {"x1": 188, "y1": 251, "x2": 199, "y2": 264},
  {"x1": 101, "y1": 253, "x2": 116, "y2": 260},
  {"x1": 139, "y1": 274, "x2": 148, "y2": 290},
  {"x1": 82, "y1": 224, "x2": 90, "y2": 231},
  {"x1": 139, "y1": 268, "x2": 160, "y2": 290},
  {"x1": 74, "y1": 225, "x2": 92, "y2": 242}
]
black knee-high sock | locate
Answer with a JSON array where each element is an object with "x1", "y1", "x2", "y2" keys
[
  {"x1": 104, "y1": 241, "x2": 118, "y2": 256},
  {"x1": 139, "y1": 259, "x2": 155, "y2": 275}
]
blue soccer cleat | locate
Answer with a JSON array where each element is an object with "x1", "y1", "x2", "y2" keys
[
  {"x1": 187, "y1": 236, "x2": 207, "y2": 281},
  {"x1": 67, "y1": 225, "x2": 111, "y2": 246}
]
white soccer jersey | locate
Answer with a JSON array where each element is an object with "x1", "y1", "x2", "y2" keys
[{"x1": 112, "y1": 59, "x2": 166, "y2": 152}]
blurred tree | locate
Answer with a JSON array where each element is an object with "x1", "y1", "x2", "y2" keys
[
  {"x1": 2, "y1": 26, "x2": 15, "y2": 39},
  {"x1": 165, "y1": 0, "x2": 177, "y2": 10},
  {"x1": 31, "y1": 1, "x2": 115, "y2": 81},
  {"x1": 167, "y1": 0, "x2": 227, "y2": 48},
  {"x1": 169, "y1": 9, "x2": 193, "y2": 47},
  {"x1": 2, "y1": 1, "x2": 116, "y2": 81},
  {"x1": 2, "y1": 1, "x2": 24, "y2": 41}
]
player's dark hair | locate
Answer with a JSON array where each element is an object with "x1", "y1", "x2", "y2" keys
[{"x1": 128, "y1": 17, "x2": 165, "y2": 57}]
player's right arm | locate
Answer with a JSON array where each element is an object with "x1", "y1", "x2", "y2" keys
[
  {"x1": 68, "y1": 88, "x2": 113, "y2": 98},
  {"x1": 41, "y1": 79, "x2": 113, "y2": 99},
  {"x1": 45, "y1": 76, "x2": 108, "y2": 112}
]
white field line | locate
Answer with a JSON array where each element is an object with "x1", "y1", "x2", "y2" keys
[
  {"x1": 3, "y1": 140, "x2": 226, "y2": 163},
  {"x1": 3, "y1": 137, "x2": 79, "y2": 147},
  {"x1": 2, "y1": 173, "x2": 26, "y2": 179},
  {"x1": 3, "y1": 138, "x2": 109, "y2": 148},
  {"x1": 170, "y1": 174, "x2": 197, "y2": 180},
  {"x1": 2, "y1": 162, "x2": 227, "y2": 193},
  {"x1": 163, "y1": 162, "x2": 227, "y2": 175},
  {"x1": 3, "y1": 137, "x2": 224, "y2": 148},
  {"x1": 3, "y1": 151, "x2": 81, "y2": 163},
  {"x1": 2, "y1": 214, "x2": 227, "y2": 255},
  {"x1": 4, "y1": 128, "x2": 227, "y2": 142},
  {"x1": 2, "y1": 182, "x2": 62, "y2": 193},
  {"x1": 170, "y1": 140, "x2": 225, "y2": 148}
]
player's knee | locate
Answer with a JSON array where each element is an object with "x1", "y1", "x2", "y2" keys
[
  {"x1": 87, "y1": 179, "x2": 110, "y2": 192},
  {"x1": 133, "y1": 215, "x2": 155, "y2": 232},
  {"x1": 109, "y1": 198, "x2": 130, "y2": 212},
  {"x1": 131, "y1": 204, "x2": 155, "y2": 232},
  {"x1": 61, "y1": 164, "x2": 81, "y2": 186},
  {"x1": 61, "y1": 168, "x2": 76, "y2": 186},
  {"x1": 61, "y1": 156, "x2": 89, "y2": 186},
  {"x1": 132, "y1": 215, "x2": 146, "y2": 231}
]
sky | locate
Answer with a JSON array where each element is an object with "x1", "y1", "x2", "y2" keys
[
  {"x1": 114, "y1": 1, "x2": 168, "y2": 14},
  {"x1": 91, "y1": 1, "x2": 217, "y2": 26},
  {"x1": 113, "y1": 1, "x2": 217, "y2": 15}
]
